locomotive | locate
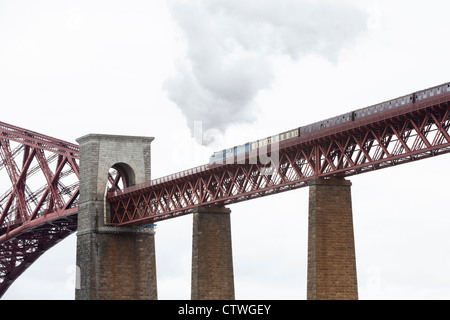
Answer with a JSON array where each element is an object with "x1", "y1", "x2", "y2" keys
[{"x1": 209, "y1": 82, "x2": 450, "y2": 164}]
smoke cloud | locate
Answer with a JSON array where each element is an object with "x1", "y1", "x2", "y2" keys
[{"x1": 164, "y1": 0, "x2": 368, "y2": 144}]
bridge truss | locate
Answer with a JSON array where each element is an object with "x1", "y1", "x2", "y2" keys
[
  {"x1": 1, "y1": 82, "x2": 450, "y2": 297},
  {"x1": 107, "y1": 86, "x2": 450, "y2": 226},
  {"x1": 0, "y1": 123, "x2": 80, "y2": 297}
]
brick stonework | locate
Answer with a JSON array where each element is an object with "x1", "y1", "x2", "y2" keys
[
  {"x1": 307, "y1": 178, "x2": 358, "y2": 300},
  {"x1": 191, "y1": 206, "x2": 235, "y2": 300},
  {"x1": 76, "y1": 225, "x2": 156, "y2": 300},
  {"x1": 75, "y1": 134, "x2": 157, "y2": 300}
]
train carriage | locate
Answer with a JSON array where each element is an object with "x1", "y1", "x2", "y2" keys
[{"x1": 209, "y1": 81, "x2": 450, "y2": 165}]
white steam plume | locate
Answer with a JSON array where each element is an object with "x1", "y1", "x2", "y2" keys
[{"x1": 164, "y1": 0, "x2": 368, "y2": 144}]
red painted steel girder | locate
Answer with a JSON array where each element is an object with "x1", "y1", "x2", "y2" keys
[
  {"x1": 107, "y1": 87, "x2": 450, "y2": 226},
  {"x1": 2, "y1": 82, "x2": 449, "y2": 297},
  {"x1": 0, "y1": 122, "x2": 80, "y2": 297}
]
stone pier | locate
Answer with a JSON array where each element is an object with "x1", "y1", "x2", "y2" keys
[
  {"x1": 191, "y1": 206, "x2": 235, "y2": 300},
  {"x1": 307, "y1": 178, "x2": 358, "y2": 300},
  {"x1": 75, "y1": 134, "x2": 157, "y2": 300}
]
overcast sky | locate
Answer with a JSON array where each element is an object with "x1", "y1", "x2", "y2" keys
[{"x1": 2, "y1": 0, "x2": 450, "y2": 300}]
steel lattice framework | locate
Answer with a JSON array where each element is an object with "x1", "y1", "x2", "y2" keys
[
  {"x1": 107, "y1": 86, "x2": 450, "y2": 226},
  {"x1": 0, "y1": 122, "x2": 80, "y2": 297},
  {"x1": 1, "y1": 82, "x2": 450, "y2": 297}
]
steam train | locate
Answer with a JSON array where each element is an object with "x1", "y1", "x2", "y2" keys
[{"x1": 209, "y1": 82, "x2": 450, "y2": 164}]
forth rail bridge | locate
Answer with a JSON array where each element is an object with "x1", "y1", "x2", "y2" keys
[{"x1": 0, "y1": 82, "x2": 450, "y2": 299}]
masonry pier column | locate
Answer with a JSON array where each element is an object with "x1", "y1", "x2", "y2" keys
[
  {"x1": 307, "y1": 178, "x2": 358, "y2": 300},
  {"x1": 75, "y1": 134, "x2": 157, "y2": 300},
  {"x1": 191, "y1": 206, "x2": 235, "y2": 300}
]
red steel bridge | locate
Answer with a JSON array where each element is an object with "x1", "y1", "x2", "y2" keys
[{"x1": 1, "y1": 82, "x2": 450, "y2": 296}]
